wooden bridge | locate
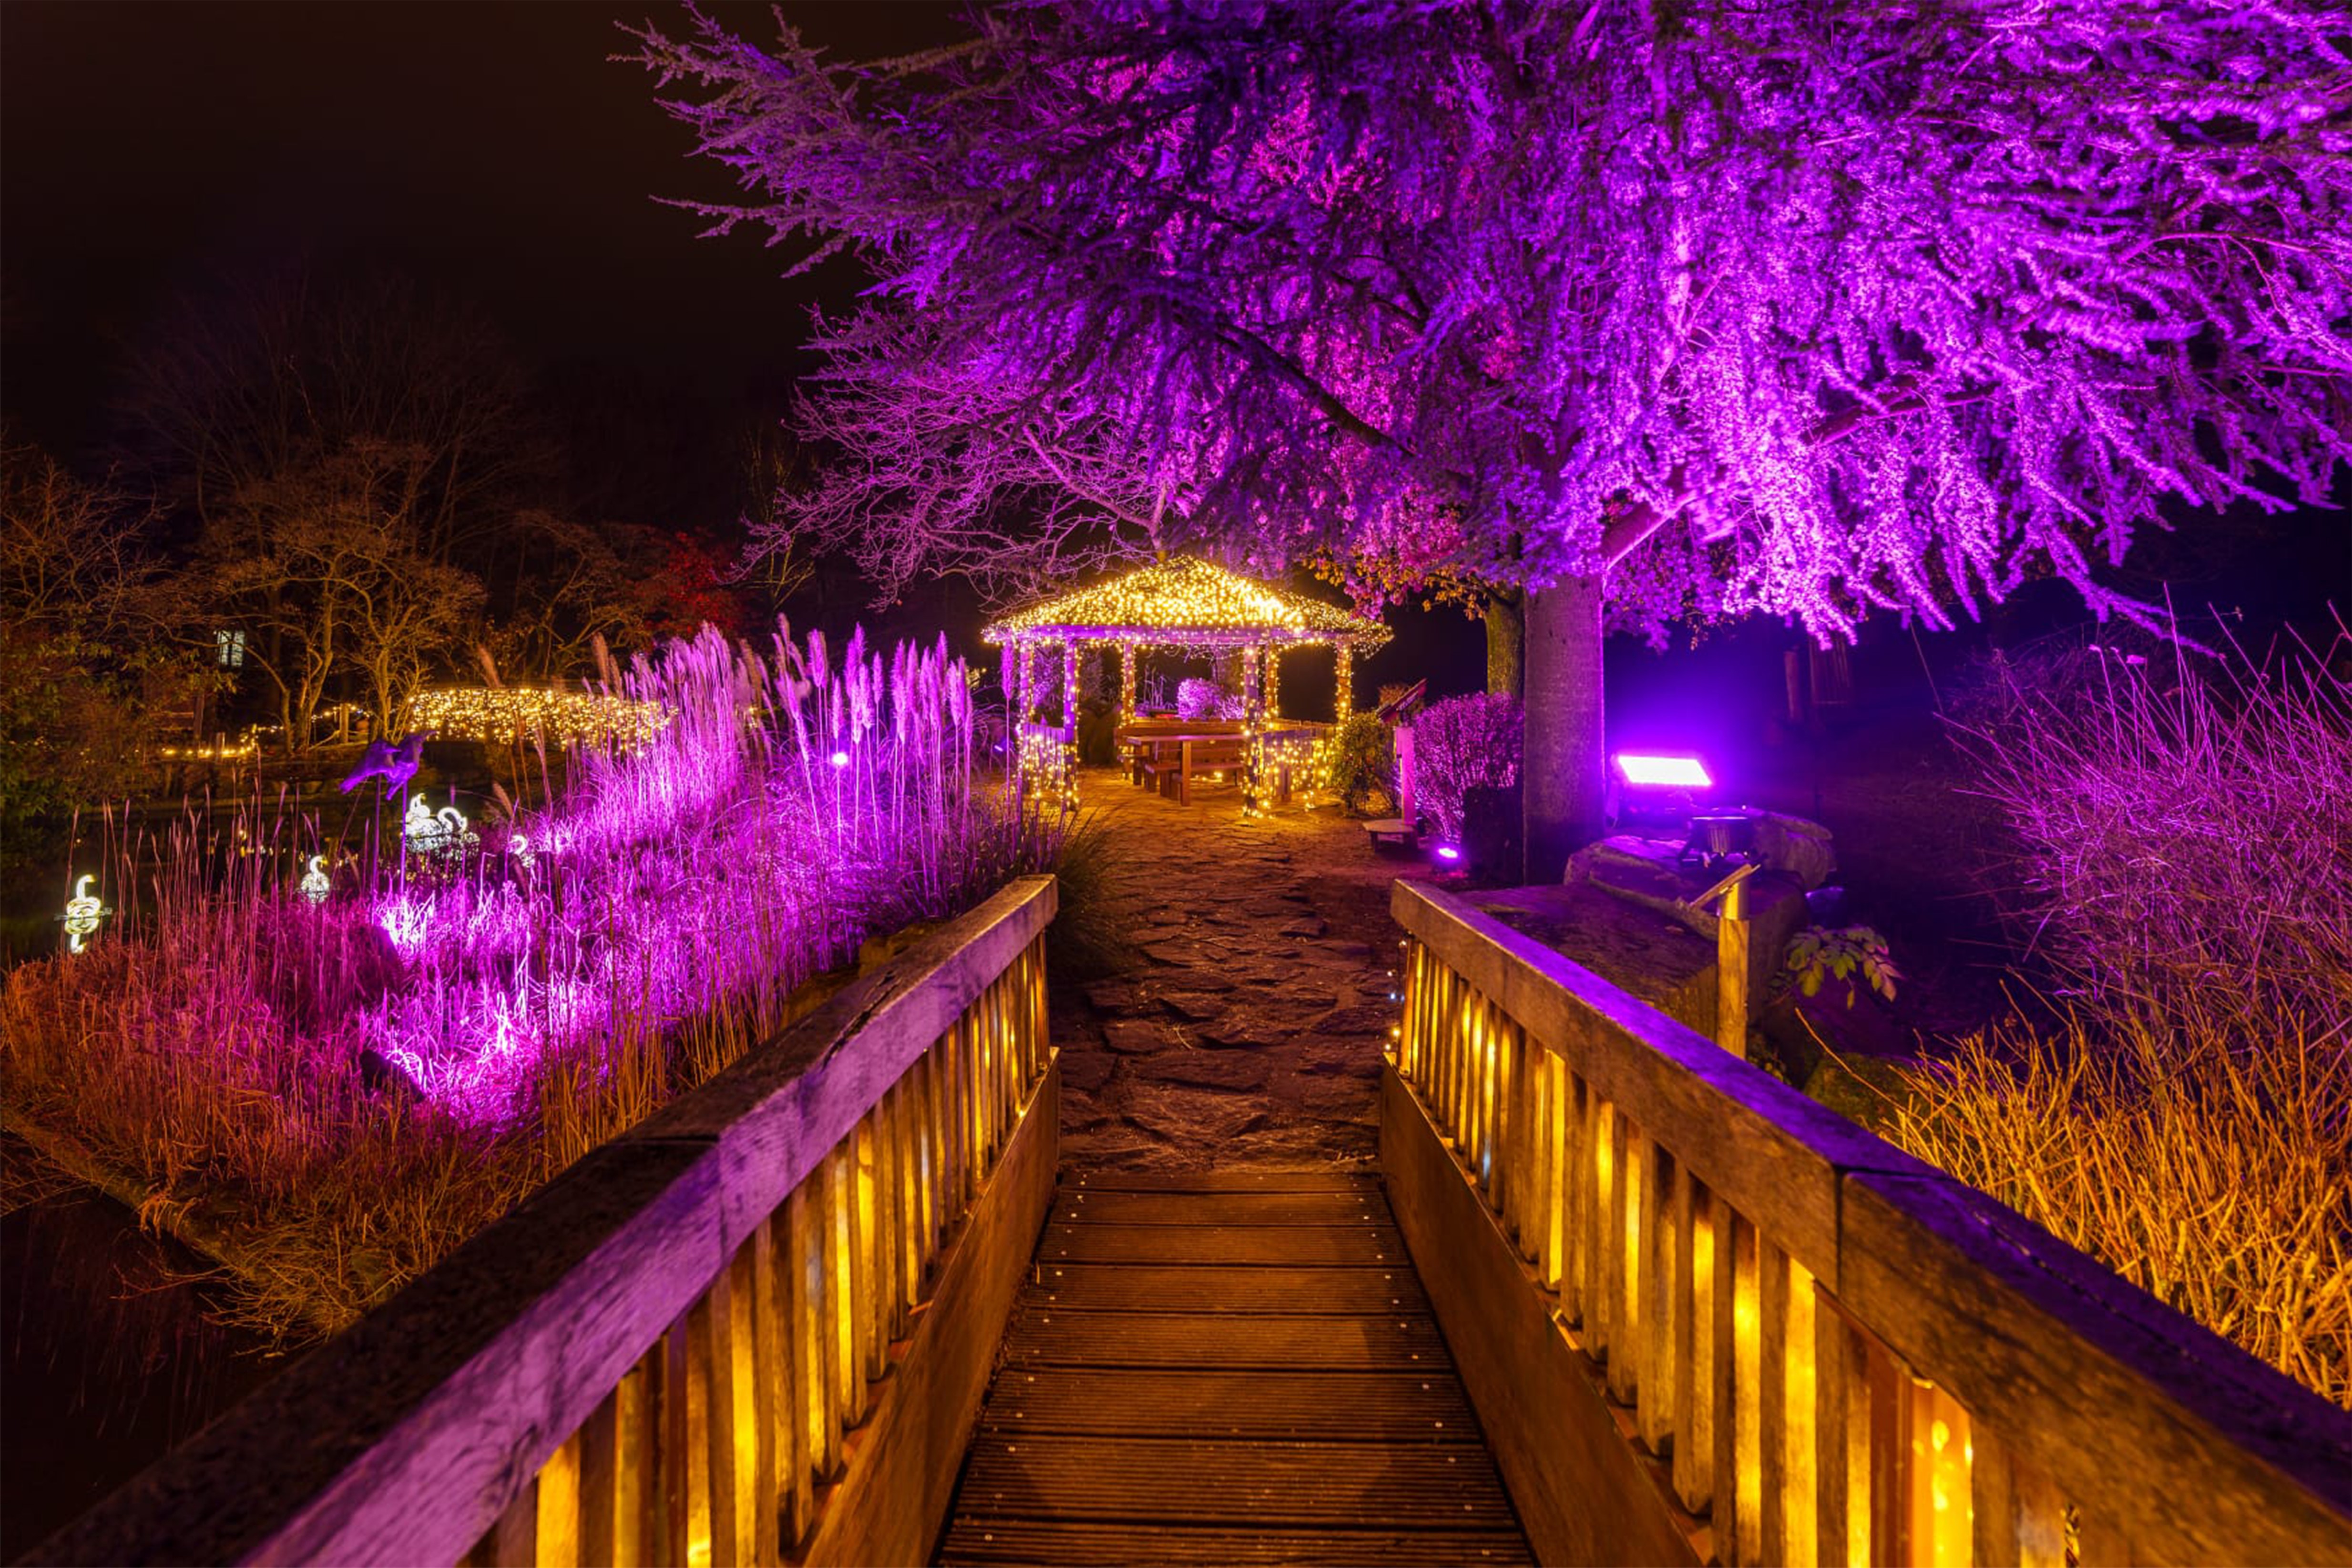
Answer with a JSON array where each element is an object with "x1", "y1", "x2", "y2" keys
[{"x1": 39, "y1": 876, "x2": 2352, "y2": 1567}]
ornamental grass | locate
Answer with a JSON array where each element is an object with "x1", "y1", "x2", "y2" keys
[
  {"x1": 1894, "y1": 631, "x2": 2352, "y2": 1407},
  {"x1": 1, "y1": 624, "x2": 1064, "y2": 1340}
]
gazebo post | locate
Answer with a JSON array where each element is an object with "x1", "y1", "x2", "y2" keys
[
  {"x1": 1062, "y1": 638, "x2": 1080, "y2": 739},
  {"x1": 1335, "y1": 645, "x2": 1354, "y2": 720},
  {"x1": 1017, "y1": 641, "x2": 1036, "y2": 724},
  {"x1": 1264, "y1": 646, "x2": 1282, "y2": 721},
  {"x1": 1118, "y1": 643, "x2": 1137, "y2": 724}
]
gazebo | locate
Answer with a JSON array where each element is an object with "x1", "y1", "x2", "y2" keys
[{"x1": 982, "y1": 555, "x2": 1390, "y2": 811}]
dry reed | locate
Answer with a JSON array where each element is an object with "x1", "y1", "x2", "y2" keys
[
  {"x1": 1897, "y1": 630, "x2": 2352, "y2": 1407},
  {"x1": 1, "y1": 624, "x2": 1061, "y2": 1340}
]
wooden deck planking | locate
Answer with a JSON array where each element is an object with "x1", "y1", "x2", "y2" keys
[
  {"x1": 1036, "y1": 1220, "x2": 1408, "y2": 1267},
  {"x1": 1035, "y1": 1261, "x2": 1429, "y2": 1313},
  {"x1": 939, "y1": 1174, "x2": 1532, "y2": 1565},
  {"x1": 976, "y1": 1368, "x2": 1477, "y2": 1441},
  {"x1": 1065, "y1": 1168, "x2": 1379, "y2": 1193},
  {"x1": 1053, "y1": 1189, "x2": 1388, "y2": 1227},
  {"x1": 1001, "y1": 1309, "x2": 1452, "y2": 1369},
  {"x1": 937, "y1": 1520, "x2": 1535, "y2": 1566},
  {"x1": 952, "y1": 1435, "x2": 1516, "y2": 1525}
]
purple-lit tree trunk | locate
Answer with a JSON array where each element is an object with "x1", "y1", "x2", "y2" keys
[{"x1": 1523, "y1": 580, "x2": 1604, "y2": 880}]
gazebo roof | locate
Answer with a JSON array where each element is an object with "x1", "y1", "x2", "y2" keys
[{"x1": 982, "y1": 556, "x2": 1391, "y2": 650}]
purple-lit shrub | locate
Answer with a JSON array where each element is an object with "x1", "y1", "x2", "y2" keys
[
  {"x1": 1895, "y1": 635, "x2": 2352, "y2": 1405},
  {"x1": 1413, "y1": 693, "x2": 1521, "y2": 843},
  {"x1": 0, "y1": 623, "x2": 1053, "y2": 1337},
  {"x1": 1955, "y1": 633, "x2": 2352, "y2": 1020},
  {"x1": 1175, "y1": 676, "x2": 1237, "y2": 720}
]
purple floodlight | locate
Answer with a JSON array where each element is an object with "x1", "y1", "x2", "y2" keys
[
  {"x1": 829, "y1": 749, "x2": 851, "y2": 768},
  {"x1": 1434, "y1": 844, "x2": 1462, "y2": 862},
  {"x1": 1614, "y1": 754, "x2": 1712, "y2": 789}
]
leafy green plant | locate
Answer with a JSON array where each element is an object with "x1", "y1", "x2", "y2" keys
[
  {"x1": 1779, "y1": 924, "x2": 1900, "y2": 1005},
  {"x1": 1312, "y1": 714, "x2": 1394, "y2": 817}
]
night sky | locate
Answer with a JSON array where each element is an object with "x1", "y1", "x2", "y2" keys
[{"x1": 1, "y1": 1, "x2": 959, "y2": 453}]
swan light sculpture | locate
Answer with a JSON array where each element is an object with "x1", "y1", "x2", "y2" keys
[
  {"x1": 402, "y1": 794, "x2": 477, "y2": 858},
  {"x1": 62, "y1": 875, "x2": 104, "y2": 953}
]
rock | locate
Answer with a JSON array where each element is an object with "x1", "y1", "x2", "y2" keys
[
  {"x1": 1298, "y1": 1049, "x2": 1385, "y2": 1079},
  {"x1": 1102, "y1": 1018, "x2": 1184, "y2": 1055},
  {"x1": 1752, "y1": 811, "x2": 1838, "y2": 889},
  {"x1": 1159, "y1": 992, "x2": 1229, "y2": 1022},
  {"x1": 1166, "y1": 971, "x2": 1236, "y2": 994},
  {"x1": 1127, "y1": 1052, "x2": 1271, "y2": 1093},
  {"x1": 1082, "y1": 981, "x2": 1160, "y2": 1017},
  {"x1": 1278, "y1": 917, "x2": 1329, "y2": 938},
  {"x1": 1316, "y1": 1004, "x2": 1398, "y2": 1038},
  {"x1": 1196, "y1": 1011, "x2": 1288, "y2": 1049},
  {"x1": 1298, "y1": 1078, "x2": 1376, "y2": 1119},
  {"x1": 1059, "y1": 1051, "x2": 1117, "y2": 1093}
]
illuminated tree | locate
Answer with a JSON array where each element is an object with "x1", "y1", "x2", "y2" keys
[
  {"x1": 0, "y1": 435, "x2": 190, "y2": 854},
  {"x1": 208, "y1": 441, "x2": 486, "y2": 748},
  {"x1": 639, "y1": 0, "x2": 2351, "y2": 873}
]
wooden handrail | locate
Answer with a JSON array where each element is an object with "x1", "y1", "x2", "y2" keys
[
  {"x1": 1390, "y1": 879, "x2": 2352, "y2": 1568},
  {"x1": 40, "y1": 876, "x2": 1061, "y2": 1568}
]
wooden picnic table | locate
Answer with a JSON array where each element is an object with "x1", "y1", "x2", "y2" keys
[{"x1": 1120, "y1": 722, "x2": 1323, "y2": 807}]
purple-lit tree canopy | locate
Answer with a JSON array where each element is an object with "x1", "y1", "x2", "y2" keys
[{"x1": 638, "y1": 0, "x2": 2350, "y2": 870}]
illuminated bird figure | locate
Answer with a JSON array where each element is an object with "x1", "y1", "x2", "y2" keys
[
  {"x1": 402, "y1": 793, "x2": 446, "y2": 855},
  {"x1": 340, "y1": 732, "x2": 427, "y2": 799},
  {"x1": 301, "y1": 855, "x2": 331, "y2": 904},
  {"x1": 62, "y1": 875, "x2": 104, "y2": 954},
  {"x1": 402, "y1": 794, "x2": 477, "y2": 858}
]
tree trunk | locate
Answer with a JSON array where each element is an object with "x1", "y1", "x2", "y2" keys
[
  {"x1": 1522, "y1": 575, "x2": 1606, "y2": 882},
  {"x1": 1484, "y1": 589, "x2": 1524, "y2": 699}
]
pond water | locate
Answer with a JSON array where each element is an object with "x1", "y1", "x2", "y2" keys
[{"x1": 0, "y1": 1144, "x2": 290, "y2": 1559}]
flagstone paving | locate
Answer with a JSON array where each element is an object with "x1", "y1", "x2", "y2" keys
[{"x1": 1049, "y1": 769, "x2": 1435, "y2": 1169}]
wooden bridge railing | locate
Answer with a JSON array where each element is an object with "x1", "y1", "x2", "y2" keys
[
  {"x1": 1385, "y1": 880, "x2": 2352, "y2": 1568},
  {"x1": 41, "y1": 876, "x2": 1062, "y2": 1568}
]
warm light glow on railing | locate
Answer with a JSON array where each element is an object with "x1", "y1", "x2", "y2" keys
[
  {"x1": 449, "y1": 922, "x2": 1054, "y2": 1568},
  {"x1": 1393, "y1": 922, "x2": 2072, "y2": 1568}
]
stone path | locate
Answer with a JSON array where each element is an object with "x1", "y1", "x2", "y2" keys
[{"x1": 1049, "y1": 769, "x2": 1432, "y2": 1170}]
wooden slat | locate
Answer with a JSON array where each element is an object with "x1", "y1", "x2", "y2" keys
[
  {"x1": 951, "y1": 1435, "x2": 1519, "y2": 1529},
  {"x1": 1037, "y1": 1221, "x2": 1405, "y2": 1267},
  {"x1": 1052, "y1": 1189, "x2": 1386, "y2": 1227},
  {"x1": 977, "y1": 1368, "x2": 1479, "y2": 1441},
  {"x1": 1378, "y1": 1068, "x2": 1699, "y2": 1568},
  {"x1": 1065, "y1": 1170, "x2": 1380, "y2": 1193},
  {"x1": 1841, "y1": 1170, "x2": 2352, "y2": 1568},
  {"x1": 949, "y1": 1157, "x2": 1532, "y2": 1565},
  {"x1": 1034, "y1": 1262, "x2": 1428, "y2": 1314},
  {"x1": 1394, "y1": 879, "x2": 1928, "y2": 1289},
  {"x1": 796, "y1": 1056, "x2": 1059, "y2": 1568},
  {"x1": 1639, "y1": 1138, "x2": 1677, "y2": 1457},
  {"x1": 1002, "y1": 1310, "x2": 1450, "y2": 1370},
  {"x1": 574, "y1": 1386, "x2": 620, "y2": 1568},
  {"x1": 938, "y1": 1520, "x2": 1535, "y2": 1567},
  {"x1": 1671, "y1": 1163, "x2": 1711, "y2": 1515}
]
